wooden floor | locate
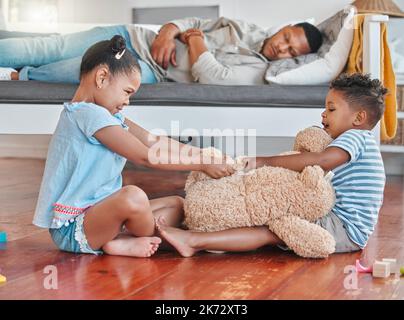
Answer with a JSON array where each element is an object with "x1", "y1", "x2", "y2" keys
[{"x1": 0, "y1": 158, "x2": 403, "y2": 300}]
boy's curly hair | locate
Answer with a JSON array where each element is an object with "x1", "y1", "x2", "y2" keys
[{"x1": 330, "y1": 73, "x2": 388, "y2": 127}]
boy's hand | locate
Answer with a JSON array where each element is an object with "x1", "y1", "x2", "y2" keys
[{"x1": 202, "y1": 162, "x2": 235, "y2": 179}]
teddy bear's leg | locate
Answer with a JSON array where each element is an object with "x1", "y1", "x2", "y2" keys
[
  {"x1": 269, "y1": 215, "x2": 336, "y2": 258},
  {"x1": 291, "y1": 166, "x2": 336, "y2": 222}
]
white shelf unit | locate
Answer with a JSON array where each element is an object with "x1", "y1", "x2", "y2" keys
[{"x1": 380, "y1": 111, "x2": 404, "y2": 153}]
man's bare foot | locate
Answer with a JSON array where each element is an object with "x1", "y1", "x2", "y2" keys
[
  {"x1": 0, "y1": 68, "x2": 18, "y2": 81},
  {"x1": 156, "y1": 222, "x2": 199, "y2": 257},
  {"x1": 11, "y1": 72, "x2": 19, "y2": 80},
  {"x1": 102, "y1": 236, "x2": 161, "y2": 257}
]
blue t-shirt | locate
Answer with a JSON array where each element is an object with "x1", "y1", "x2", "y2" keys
[
  {"x1": 327, "y1": 129, "x2": 386, "y2": 248},
  {"x1": 33, "y1": 102, "x2": 128, "y2": 229}
]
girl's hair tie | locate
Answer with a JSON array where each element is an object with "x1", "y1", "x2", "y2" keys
[
  {"x1": 110, "y1": 35, "x2": 126, "y2": 60},
  {"x1": 115, "y1": 49, "x2": 126, "y2": 60}
]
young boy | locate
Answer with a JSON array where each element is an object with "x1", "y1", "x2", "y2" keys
[{"x1": 157, "y1": 73, "x2": 387, "y2": 257}]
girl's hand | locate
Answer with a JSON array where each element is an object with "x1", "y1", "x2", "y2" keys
[{"x1": 202, "y1": 162, "x2": 235, "y2": 179}]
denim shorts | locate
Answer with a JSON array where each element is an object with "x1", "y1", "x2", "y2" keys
[{"x1": 49, "y1": 214, "x2": 103, "y2": 255}]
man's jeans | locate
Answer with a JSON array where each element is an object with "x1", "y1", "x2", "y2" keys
[{"x1": 0, "y1": 25, "x2": 157, "y2": 84}]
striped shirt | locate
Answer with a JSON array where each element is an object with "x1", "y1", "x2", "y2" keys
[{"x1": 327, "y1": 129, "x2": 385, "y2": 248}]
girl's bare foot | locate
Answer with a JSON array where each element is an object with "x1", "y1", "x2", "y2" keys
[
  {"x1": 102, "y1": 236, "x2": 161, "y2": 257},
  {"x1": 156, "y1": 222, "x2": 199, "y2": 257}
]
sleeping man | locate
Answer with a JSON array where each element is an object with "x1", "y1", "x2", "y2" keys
[{"x1": 0, "y1": 16, "x2": 323, "y2": 84}]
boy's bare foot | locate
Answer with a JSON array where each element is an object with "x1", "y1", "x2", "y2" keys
[
  {"x1": 102, "y1": 236, "x2": 161, "y2": 257},
  {"x1": 156, "y1": 222, "x2": 199, "y2": 257}
]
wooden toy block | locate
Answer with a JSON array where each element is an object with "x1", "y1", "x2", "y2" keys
[
  {"x1": 382, "y1": 258, "x2": 397, "y2": 274},
  {"x1": 0, "y1": 231, "x2": 7, "y2": 243},
  {"x1": 0, "y1": 274, "x2": 6, "y2": 283},
  {"x1": 372, "y1": 261, "x2": 390, "y2": 278}
]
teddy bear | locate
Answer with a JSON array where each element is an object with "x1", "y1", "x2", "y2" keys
[{"x1": 183, "y1": 126, "x2": 337, "y2": 258}]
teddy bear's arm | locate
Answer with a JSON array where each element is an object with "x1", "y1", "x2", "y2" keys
[{"x1": 269, "y1": 215, "x2": 336, "y2": 258}]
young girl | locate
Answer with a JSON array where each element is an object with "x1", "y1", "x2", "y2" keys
[
  {"x1": 33, "y1": 35, "x2": 235, "y2": 258},
  {"x1": 156, "y1": 73, "x2": 387, "y2": 257}
]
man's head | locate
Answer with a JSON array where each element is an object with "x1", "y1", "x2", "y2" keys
[
  {"x1": 322, "y1": 73, "x2": 387, "y2": 139},
  {"x1": 261, "y1": 22, "x2": 323, "y2": 61}
]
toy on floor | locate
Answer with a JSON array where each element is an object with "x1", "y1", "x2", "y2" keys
[
  {"x1": 0, "y1": 231, "x2": 7, "y2": 243},
  {"x1": 400, "y1": 267, "x2": 404, "y2": 276},
  {"x1": 184, "y1": 126, "x2": 337, "y2": 258},
  {"x1": 356, "y1": 259, "x2": 373, "y2": 273},
  {"x1": 356, "y1": 258, "x2": 401, "y2": 278},
  {"x1": 382, "y1": 258, "x2": 397, "y2": 274},
  {"x1": 372, "y1": 261, "x2": 391, "y2": 278},
  {"x1": 0, "y1": 274, "x2": 6, "y2": 284}
]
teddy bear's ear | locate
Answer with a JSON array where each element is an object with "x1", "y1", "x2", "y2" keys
[
  {"x1": 293, "y1": 126, "x2": 333, "y2": 153},
  {"x1": 299, "y1": 165, "x2": 325, "y2": 189}
]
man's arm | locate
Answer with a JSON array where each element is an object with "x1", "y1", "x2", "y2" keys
[
  {"x1": 179, "y1": 29, "x2": 266, "y2": 85},
  {"x1": 246, "y1": 147, "x2": 350, "y2": 173},
  {"x1": 188, "y1": 36, "x2": 208, "y2": 65},
  {"x1": 178, "y1": 30, "x2": 208, "y2": 65},
  {"x1": 150, "y1": 17, "x2": 229, "y2": 69},
  {"x1": 150, "y1": 23, "x2": 181, "y2": 69}
]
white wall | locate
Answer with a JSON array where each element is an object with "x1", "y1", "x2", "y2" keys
[
  {"x1": 4, "y1": 0, "x2": 353, "y2": 32},
  {"x1": 0, "y1": 2, "x2": 5, "y2": 29},
  {"x1": 4, "y1": 0, "x2": 404, "y2": 31},
  {"x1": 63, "y1": 0, "x2": 352, "y2": 27},
  {"x1": 55, "y1": 0, "x2": 352, "y2": 27},
  {"x1": 54, "y1": 0, "x2": 404, "y2": 27}
]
